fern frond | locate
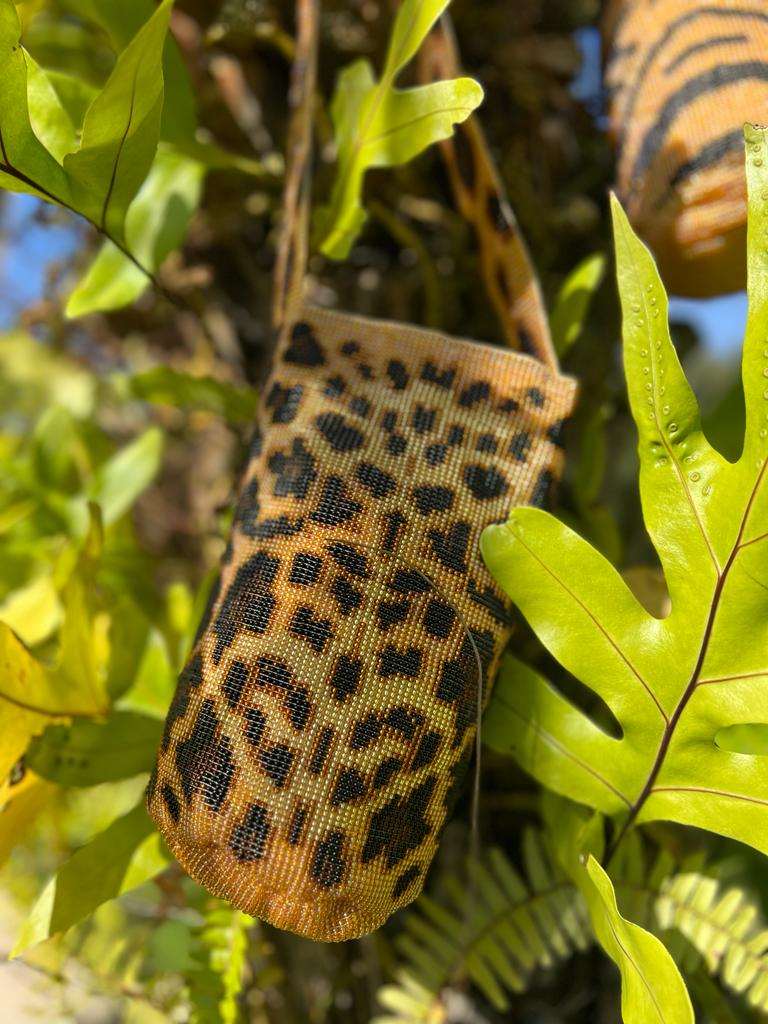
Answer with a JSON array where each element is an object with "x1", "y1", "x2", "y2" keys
[
  {"x1": 656, "y1": 872, "x2": 768, "y2": 1012},
  {"x1": 188, "y1": 903, "x2": 252, "y2": 1024},
  {"x1": 373, "y1": 832, "x2": 591, "y2": 1022}
]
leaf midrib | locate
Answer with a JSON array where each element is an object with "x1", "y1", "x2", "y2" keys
[{"x1": 609, "y1": 456, "x2": 768, "y2": 858}]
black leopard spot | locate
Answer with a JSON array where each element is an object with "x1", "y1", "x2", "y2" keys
[
  {"x1": 527, "y1": 387, "x2": 545, "y2": 407},
  {"x1": 458, "y1": 381, "x2": 490, "y2": 408},
  {"x1": 200, "y1": 736, "x2": 235, "y2": 812},
  {"x1": 421, "y1": 362, "x2": 455, "y2": 388},
  {"x1": 161, "y1": 783, "x2": 181, "y2": 822},
  {"x1": 387, "y1": 359, "x2": 408, "y2": 390},
  {"x1": 284, "y1": 321, "x2": 325, "y2": 366},
  {"x1": 266, "y1": 382, "x2": 303, "y2": 424},
  {"x1": 448, "y1": 425, "x2": 464, "y2": 445},
  {"x1": 548, "y1": 419, "x2": 567, "y2": 448},
  {"x1": 289, "y1": 552, "x2": 322, "y2": 586},
  {"x1": 162, "y1": 651, "x2": 204, "y2": 750},
  {"x1": 412, "y1": 485, "x2": 454, "y2": 515},
  {"x1": 377, "y1": 600, "x2": 409, "y2": 631},
  {"x1": 252, "y1": 516, "x2": 305, "y2": 539},
  {"x1": 290, "y1": 606, "x2": 333, "y2": 653},
  {"x1": 487, "y1": 192, "x2": 511, "y2": 233},
  {"x1": 288, "y1": 806, "x2": 308, "y2": 844},
  {"x1": 255, "y1": 656, "x2": 293, "y2": 691},
  {"x1": 387, "y1": 434, "x2": 407, "y2": 456},
  {"x1": 389, "y1": 569, "x2": 431, "y2": 593},
  {"x1": 286, "y1": 687, "x2": 312, "y2": 730},
  {"x1": 379, "y1": 646, "x2": 422, "y2": 678},
  {"x1": 232, "y1": 479, "x2": 260, "y2": 537},
  {"x1": 316, "y1": 413, "x2": 365, "y2": 453},
  {"x1": 309, "y1": 727, "x2": 335, "y2": 774},
  {"x1": 509, "y1": 431, "x2": 532, "y2": 462},
  {"x1": 361, "y1": 776, "x2": 437, "y2": 869},
  {"x1": 244, "y1": 707, "x2": 266, "y2": 747},
  {"x1": 412, "y1": 405, "x2": 435, "y2": 433},
  {"x1": 331, "y1": 576, "x2": 363, "y2": 615},
  {"x1": 428, "y1": 521, "x2": 471, "y2": 573},
  {"x1": 351, "y1": 714, "x2": 382, "y2": 749},
  {"x1": 329, "y1": 655, "x2": 363, "y2": 702},
  {"x1": 222, "y1": 660, "x2": 249, "y2": 707},
  {"x1": 498, "y1": 397, "x2": 519, "y2": 413},
  {"x1": 212, "y1": 553, "x2": 279, "y2": 661},
  {"x1": 463, "y1": 464, "x2": 508, "y2": 501},
  {"x1": 373, "y1": 757, "x2": 403, "y2": 788},
  {"x1": 269, "y1": 439, "x2": 317, "y2": 498},
  {"x1": 531, "y1": 468, "x2": 555, "y2": 508},
  {"x1": 310, "y1": 477, "x2": 362, "y2": 526},
  {"x1": 383, "y1": 510, "x2": 407, "y2": 551},
  {"x1": 513, "y1": 327, "x2": 533, "y2": 356},
  {"x1": 384, "y1": 706, "x2": 425, "y2": 739},
  {"x1": 230, "y1": 803, "x2": 270, "y2": 861},
  {"x1": 175, "y1": 700, "x2": 221, "y2": 802},
  {"x1": 411, "y1": 731, "x2": 441, "y2": 770},
  {"x1": 392, "y1": 864, "x2": 422, "y2": 900},
  {"x1": 327, "y1": 542, "x2": 370, "y2": 578},
  {"x1": 476, "y1": 433, "x2": 498, "y2": 453},
  {"x1": 350, "y1": 396, "x2": 371, "y2": 417},
  {"x1": 312, "y1": 831, "x2": 346, "y2": 888},
  {"x1": 324, "y1": 375, "x2": 345, "y2": 397},
  {"x1": 341, "y1": 340, "x2": 359, "y2": 355},
  {"x1": 356, "y1": 462, "x2": 396, "y2": 498},
  {"x1": 424, "y1": 443, "x2": 448, "y2": 466},
  {"x1": 423, "y1": 599, "x2": 456, "y2": 638},
  {"x1": 259, "y1": 743, "x2": 295, "y2": 788},
  {"x1": 331, "y1": 767, "x2": 368, "y2": 806},
  {"x1": 382, "y1": 411, "x2": 397, "y2": 432}
]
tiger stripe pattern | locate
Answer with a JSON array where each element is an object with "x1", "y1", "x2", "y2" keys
[{"x1": 604, "y1": 0, "x2": 768, "y2": 297}]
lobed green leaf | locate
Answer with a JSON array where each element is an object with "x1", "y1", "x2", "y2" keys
[{"x1": 316, "y1": 0, "x2": 482, "y2": 259}]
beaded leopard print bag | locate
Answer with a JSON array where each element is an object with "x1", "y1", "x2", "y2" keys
[{"x1": 148, "y1": 0, "x2": 577, "y2": 942}]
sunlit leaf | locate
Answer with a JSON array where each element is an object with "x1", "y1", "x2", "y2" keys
[
  {"x1": 27, "y1": 711, "x2": 162, "y2": 786},
  {"x1": 550, "y1": 252, "x2": 606, "y2": 358},
  {"x1": 87, "y1": 427, "x2": 164, "y2": 525},
  {"x1": 0, "y1": 770, "x2": 57, "y2": 868},
  {"x1": 12, "y1": 801, "x2": 170, "y2": 956},
  {"x1": 67, "y1": 148, "x2": 204, "y2": 315},
  {"x1": 0, "y1": 573, "x2": 62, "y2": 646},
  {"x1": 585, "y1": 857, "x2": 694, "y2": 1024},
  {"x1": 25, "y1": 53, "x2": 78, "y2": 161},
  {"x1": 0, "y1": 0, "x2": 72, "y2": 202},
  {"x1": 63, "y1": 0, "x2": 174, "y2": 239},
  {"x1": 316, "y1": 0, "x2": 482, "y2": 259},
  {"x1": 482, "y1": 128, "x2": 768, "y2": 859},
  {"x1": 123, "y1": 366, "x2": 258, "y2": 424}
]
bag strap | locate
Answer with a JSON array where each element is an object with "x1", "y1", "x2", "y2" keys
[{"x1": 272, "y1": 0, "x2": 319, "y2": 329}]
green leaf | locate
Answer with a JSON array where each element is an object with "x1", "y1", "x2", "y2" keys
[
  {"x1": 25, "y1": 54, "x2": 78, "y2": 162},
  {"x1": 61, "y1": 0, "x2": 197, "y2": 144},
  {"x1": 122, "y1": 366, "x2": 258, "y2": 424},
  {"x1": 550, "y1": 252, "x2": 607, "y2": 358},
  {"x1": 656, "y1": 871, "x2": 768, "y2": 1013},
  {"x1": 584, "y1": 857, "x2": 694, "y2": 1024},
  {"x1": 88, "y1": 427, "x2": 164, "y2": 525},
  {"x1": 0, "y1": 0, "x2": 72, "y2": 203},
  {"x1": 374, "y1": 837, "x2": 591, "y2": 1020},
  {"x1": 316, "y1": 0, "x2": 483, "y2": 259},
  {"x1": 63, "y1": 0, "x2": 174, "y2": 239},
  {"x1": 67, "y1": 148, "x2": 204, "y2": 315},
  {"x1": 11, "y1": 801, "x2": 169, "y2": 956},
  {"x1": 482, "y1": 128, "x2": 768, "y2": 859},
  {"x1": 26, "y1": 711, "x2": 162, "y2": 786}
]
